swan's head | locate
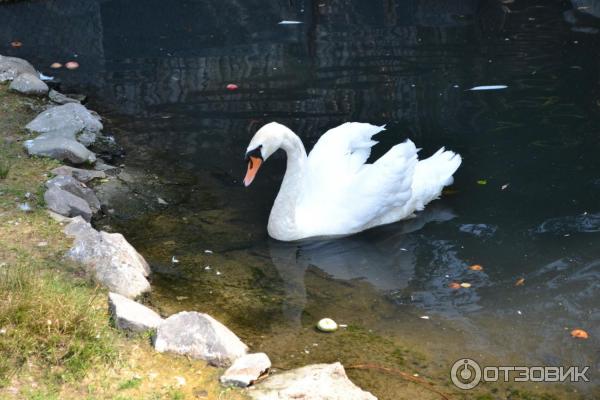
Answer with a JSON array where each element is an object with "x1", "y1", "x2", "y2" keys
[{"x1": 243, "y1": 122, "x2": 289, "y2": 186}]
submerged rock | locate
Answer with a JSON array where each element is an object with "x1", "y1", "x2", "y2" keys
[
  {"x1": 48, "y1": 89, "x2": 81, "y2": 105},
  {"x1": 9, "y1": 72, "x2": 48, "y2": 96},
  {"x1": 64, "y1": 217, "x2": 151, "y2": 298},
  {"x1": 154, "y1": 311, "x2": 248, "y2": 367},
  {"x1": 51, "y1": 165, "x2": 106, "y2": 183},
  {"x1": 24, "y1": 136, "x2": 96, "y2": 164},
  {"x1": 108, "y1": 292, "x2": 163, "y2": 332},
  {"x1": 535, "y1": 213, "x2": 600, "y2": 235},
  {"x1": 44, "y1": 186, "x2": 92, "y2": 221},
  {"x1": 221, "y1": 353, "x2": 271, "y2": 387},
  {"x1": 0, "y1": 55, "x2": 37, "y2": 82},
  {"x1": 248, "y1": 363, "x2": 376, "y2": 400},
  {"x1": 46, "y1": 175, "x2": 100, "y2": 212}
]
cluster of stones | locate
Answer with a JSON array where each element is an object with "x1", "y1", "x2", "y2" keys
[{"x1": 3, "y1": 54, "x2": 377, "y2": 400}]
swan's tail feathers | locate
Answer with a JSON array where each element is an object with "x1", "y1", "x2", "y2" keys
[{"x1": 411, "y1": 148, "x2": 462, "y2": 210}]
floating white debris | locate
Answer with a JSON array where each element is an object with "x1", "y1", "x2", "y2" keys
[
  {"x1": 468, "y1": 85, "x2": 508, "y2": 91},
  {"x1": 39, "y1": 72, "x2": 54, "y2": 81},
  {"x1": 171, "y1": 256, "x2": 179, "y2": 263},
  {"x1": 204, "y1": 265, "x2": 211, "y2": 270},
  {"x1": 339, "y1": 324, "x2": 348, "y2": 328},
  {"x1": 157, "y1": 197, "x2": 168, "y2": 205},
  {"x1": 216, "y1": 271, "x2": 222, "y2": 276},
  {"x1": 278, "y1": 20, "x2": 303, "y2": 25},
  {"x1": 316, "y1": 318, "x2": 338, "y2": 332},
  {"x1": 517, "y1": 310, "x2": 522, "y2": 315},
  {"x1": 419, "y1": 315, "x2": 430, "y2": 320},
  {"x1": 204, "y1": 249, "x2": 213, "y2": 254},
  {"x1": 400, "y1": 248, "x2": 407, "y2": 251}
]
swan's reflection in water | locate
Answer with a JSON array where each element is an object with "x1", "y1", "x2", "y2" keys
[{"x1": 267, "y1": 205, "x2": 456, "y2": 326}]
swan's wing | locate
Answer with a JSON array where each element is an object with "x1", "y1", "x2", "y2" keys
[
  {"x1": 297, "y1": 125, "x2": 418, "y2": 235},
  {"x1": 307, "y1": 122, "x2": 386, "y2": 174}
]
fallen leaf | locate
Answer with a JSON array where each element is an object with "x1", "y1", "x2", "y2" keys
[
  {"x1": 501, "y1": 183, "x2": 510, "y2": 190},
  {"x1": 50, "y1": 62, "x2": 62, "y2": 69},
  {"x1": 442, "y1": 188, "x2": 459, "y2": 195},
  {"x1": 477, "y1": 179, "x2": 488, "y2": 185},
  {"x1": 448, "y1": 282, "x2": 461, "y2": 289},
  {"x1": 460, "y1": 282, "x2": 472, "y2": 288},
  {"x1": 570, "y1": 329, "x2": 589, "y2": 339},
  {"x1": 226, "y1": 83, "x2": 238, "y2": 91},
  {"x1": 65, "y1": 61, "x2": 79, "y2": 70},
  {"x1": 469, "y1": 264, "x2": 483, "y2": 271},
  {"x1": 515, "y1": 277, "x2": 525, "y2": 286},
  {"x1": 10, "y1": 41, "x2": 22, "y2": 48}
]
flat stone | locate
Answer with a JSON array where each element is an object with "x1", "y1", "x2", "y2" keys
[
  {"x1": 51, "y1": 165, "x2": 106, "y2": 183},
  {"x1": 0, "y1": 55, "x2": 37, "y2": 82},
  {"x1": 93, "y1": 160, "x2": 119, "y2": 176},
  {"x1": 108, "y1": 292, "x2": 163, "y2": 332},
  {"x1": 248, "y1": 363, "x2": 377, "y2": 400},
  {"x1": 26, "y1": 103, "x2": 103, "y2": 147},
  {"x1": 221, "y1": 353, "x2": 271, "y2": 387},
  {"x1": 24, "y1": 136, "x2": 96, "y2": 164},
  {"x1": 154, "y1": 311, "x2": 248, "y2": 367},
  {"x1": 46, "y1": 175, "x2": 100, "y2": 212},
  {"x1": 65, "y1": 217, "x2": 151, "y2": 298},
  {"x1": 49, "y1": 89, "x2": 81, "y2": 105},
  {"x1": 44, "y1": 186, "x2": 92, "y2": 221},
  {"x1": 9, "y1": 72, "x2": 48, "y2": 96}
]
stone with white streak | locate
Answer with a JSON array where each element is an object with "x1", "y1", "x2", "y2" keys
[
  {"x1": 64, "y1": 217, "x2": 151, "y2": 298},
  {"x1": 46, "y1": 175, "x2": 100, "y2": 212},
  {"x1": 108, "y1": 292, "x2": 163, "y2": 332},
  {"x1": 247, "y1": 362, "x2": 377, "y2": 400},
  {"x1": 154, "y1": 311, "x2": 248, "y2": 367},
  {"x1": 221, "y1": 353, "x2": 271, "y2": 387}
]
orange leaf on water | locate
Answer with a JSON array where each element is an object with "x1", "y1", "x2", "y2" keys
[
  {"x1": 50, "y1": 62, "x2": 62, "y2": 69},
  {"x1": 448, "y1": 282, "x2": 461, "y2": 289},
  {"x1": 570, "y1": 329, "x2": 589, "y2": 339},
  {"x1": 469, "y1": 264, "x2": 483, "y2": 271},
  {"x1": 10, "y1": 41, "x2": 22, "y2": 48},
  {"x1": 515, "y1": 278, "x2": 525, "y2": 286}
]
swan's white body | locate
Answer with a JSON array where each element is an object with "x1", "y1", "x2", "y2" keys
[{"x1": 245, "y1": 122, "x2": 461, "y2": 241}]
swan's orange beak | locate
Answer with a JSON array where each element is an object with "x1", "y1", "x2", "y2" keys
[{"x1": 244, "y1": 156, "x2": 262, "y2": 187}]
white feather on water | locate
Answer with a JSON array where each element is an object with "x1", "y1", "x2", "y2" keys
[
  {"x1": 468, "y1": 85, "x2": 508, "y2": 91},
  {"x1": 278, "y1": 20, "x2": 303, "y2": 25}
]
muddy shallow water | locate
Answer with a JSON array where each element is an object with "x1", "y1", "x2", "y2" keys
[{"x1": 2, "y1": 0, "x2": 600, "y2": 398}]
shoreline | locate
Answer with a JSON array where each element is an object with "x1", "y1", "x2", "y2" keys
[{"x1": 0, "y1": 54, "x2": 378, "y2": 400}]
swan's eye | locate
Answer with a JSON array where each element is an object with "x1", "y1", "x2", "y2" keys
[{"x1": 245, "y1": 145, "x2": 263, "y2": 161}]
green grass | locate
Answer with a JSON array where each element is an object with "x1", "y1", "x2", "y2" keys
[
  {"x1": 118, "y1": 377, "x2": 142, "y2": 391},
  {"x1": 0, "y1": 256, "x2": 117, "y2": 385}
]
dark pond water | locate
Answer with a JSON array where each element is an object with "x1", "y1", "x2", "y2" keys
[{"x1": 2, "y1": 0, "x2": 600, "y2": 398}]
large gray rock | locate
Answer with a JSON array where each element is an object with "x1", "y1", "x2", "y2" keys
[
  {"x1": 46, "y1": 175, "x2": 100, "y2": 212},
  {"x1": 154, "y1": 311, "x2": 248, "y2": 367},
  {"x1": 26, "y1": 103, "x2": 103, "y2": 147},
  {"x1": 24, "y1": 136, "x2": 96, "y2": 164},
  {"x1": 247, "y1": 363, "x2": 377, "y2": 400},
  {"x1": 9, "y1": 72, "x2": 48, "y2": 96},
  {"x1": 44, "y1": 186, "x2": 92, "y2": 221},
  {"x1": 221, "y1": 353, "x2": 271, "y2": 387},
  {"x1": 64, "y1": 217, "x2": 151, "y2": 298},
  {"x1": 0, "y1": 55, "x2": 37, "y2": 82},
  {"x1": 48, "y1": 89, "x2": 81, "y2": 105},
  {"x1": 51, "y1": 165, "x2": 106, "y2": 183},
  {"x1": 108, "y1": 292, "x2": 163, "y2": 333}
]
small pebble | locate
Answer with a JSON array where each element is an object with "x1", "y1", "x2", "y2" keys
[{"x1": 317, "y1": 318, "x2": 338, "y2": 332}]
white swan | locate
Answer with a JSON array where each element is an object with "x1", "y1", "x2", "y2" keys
[{"x1": 244, "y1": 122, "x2": 461, "y2": 241}]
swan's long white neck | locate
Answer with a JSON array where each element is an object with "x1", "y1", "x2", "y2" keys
[{"x1": 267, "y1": 129, "x2": 307, "y2": 240}]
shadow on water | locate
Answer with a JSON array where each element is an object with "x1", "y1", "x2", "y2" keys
[{"x1": 2, "y1": 0, "x2": 600, "y2": 398}]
